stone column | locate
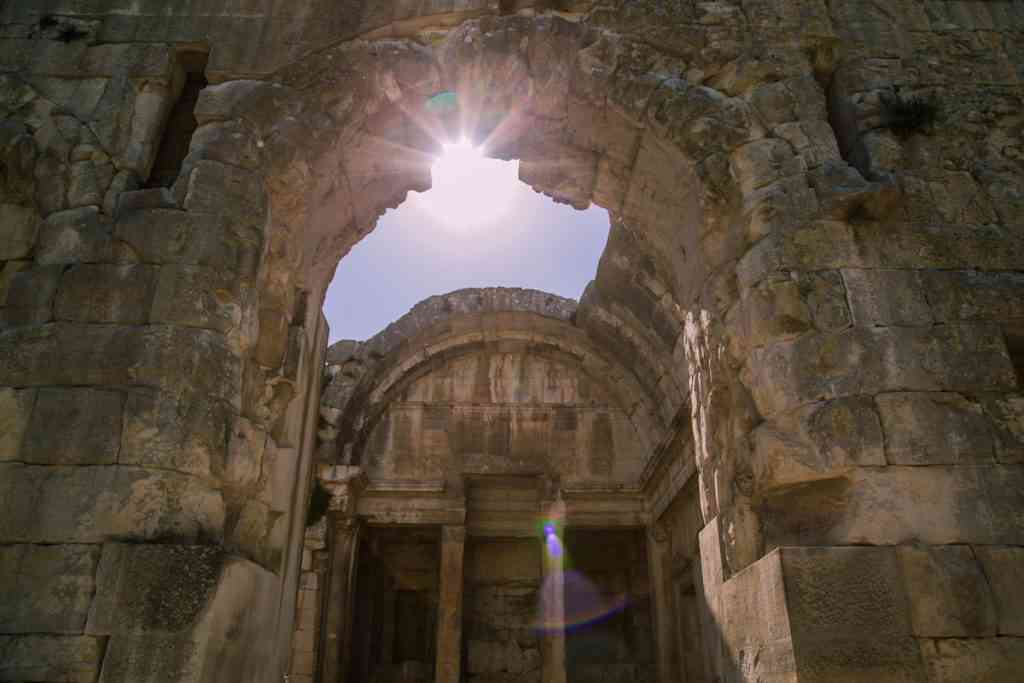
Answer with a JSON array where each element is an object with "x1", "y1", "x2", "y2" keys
[
  {"x1": 435, "y1": 525, "x2": 467, "y2": 683},
  {"x1": 540, "y1": 498, "x2": 567, "y2": 683},
  {"x1": 320, "y1": 514, "x2": 361, "y2": 683},
  {"x1": 646, "y1": 522, "x2": 676, "y2": 683}
]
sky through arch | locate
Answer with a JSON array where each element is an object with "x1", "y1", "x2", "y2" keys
[{"x1": 324, "y1": 142, "x2": 610, "y2": 342}]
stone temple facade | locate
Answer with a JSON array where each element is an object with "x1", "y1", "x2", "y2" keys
[{"x1": 1, "y1": 1, "x2": 1023, "y2": 682}]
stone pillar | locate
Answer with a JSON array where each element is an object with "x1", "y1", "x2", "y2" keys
[
  {"x1": 320, "y1": 515, "x2": 361, "y2": 683},
  {"x1": 540, "y1": 499, "x2": 567, "y2": 683},
  {"x1": 646, "y1": 522, "x2": 675, "y2": 683},
  {"x1": 435, "y1": 525, "x2": 467, "y2": 683}
]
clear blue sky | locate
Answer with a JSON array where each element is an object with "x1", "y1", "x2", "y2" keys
[{"x1": 324, "y1": 144, "x2": 609, "y2": 342}]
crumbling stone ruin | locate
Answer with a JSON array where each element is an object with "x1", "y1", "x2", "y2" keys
[{"x1": 1, "y1": 1, "x2": 1023, "y2": 682}]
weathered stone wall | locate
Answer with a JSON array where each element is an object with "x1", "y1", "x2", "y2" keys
[
  {"x1": 464, "y1": 538, "x2": 544, "y2": 683},
  {"x1": 349, "y1": 529, "x2": 442, "y2": 683},
  {"x1": 1, "y1": 0, "x2": 1023, "y2": 681},
  {"x1": 563, "y1": 530, "x2": 655, "y2": 683},
  {"x1": 361, "y1": 345, "x2": 645, "y2": 484}
]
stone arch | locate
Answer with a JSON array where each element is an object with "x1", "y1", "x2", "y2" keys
[
  {"x1": 319, "y1": 289, "x2": 667, "y2": 473},
  {"x1": 133, "y1": 14, "x2": 890, "y2": 675},
  {"x1": 182, "y1": 11, "x2": 861, "y2": 541}
]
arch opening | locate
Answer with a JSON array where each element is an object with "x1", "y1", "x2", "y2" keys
[{"x1": 323, "y1": 141, "x2": 610, "y2": 343}]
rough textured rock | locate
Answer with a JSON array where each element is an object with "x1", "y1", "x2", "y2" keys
[{"x1": 0, "y1": 2, "x2": 1022, "y2": 682}]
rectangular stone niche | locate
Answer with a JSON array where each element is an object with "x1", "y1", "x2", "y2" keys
[
  {"x1": 563, "y1": 529, "x2": 655, "y2": 683},
  {"x1": 349, "y1": 526, "x2": 440, "y2": 683}
]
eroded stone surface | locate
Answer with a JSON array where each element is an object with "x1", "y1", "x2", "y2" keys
[{"x1": 1, "y1": 2, "x2": 1023, "y2": 682}]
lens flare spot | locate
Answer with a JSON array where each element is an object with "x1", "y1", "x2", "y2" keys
[
  {"x1": 535, "y1": 570, "x2": 628, "y2": 634},
  {"x1": 405, "y1": 138, "x2": 520, "y2": 231},
  {"x1": 545, "y1": 532, "x2": 563, "y2": 558}
]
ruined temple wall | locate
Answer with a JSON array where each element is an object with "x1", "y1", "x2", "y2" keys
[
  {"x1": 464, "y1": 538, "x2": 544, "y2": 682},
  {"x1": 723, "y1": 1, "x2": 1024, "y2": 679},
  {"x1": 362, "y1": 348, "x2": 647, "y2": 484}
]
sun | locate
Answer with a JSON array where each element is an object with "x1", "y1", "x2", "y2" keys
[{"x1": 408, "y1": 139, "x2": 522, "y2": 231}]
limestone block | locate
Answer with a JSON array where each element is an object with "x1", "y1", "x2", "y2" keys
[
  {"x1": 241, "y1": 359, "x2": 296, "y2": 427},
  {"x1": 115, "y1": 209, "x2": 258, "y2": 274},
  {"x1": 151, "y1": 265, "x2": 241, "y2": 334},
  {"x1": 922, "y1": 270, "x2": 1024, "y2": 324},
  {"x1": 737, "y1": 220, "x2": 861, "y2": 289},
  {"x1": 718, "y1": 550, "x2": 796, "y2": 681},
  {"x1": 0, "y1": 463, "x2": 225, "y2": 544},
  {"x1": 899, "y1": 546, "x2": 997, "y2": 638},
  {"x1": 194, "y1": 80, "x2": 302, "y2": 133},
  {"x1": 67, "y1": 159, "x2": 105, "y2": 208},
  {"x1": 1, "y1": 132, "x2": 38, "y2": 203},
  {"x1": 35, "y1": 206, "x2": 112, "y2": 265},
  {"x1": 727, "y1": 275, "x2": 811, "y2": 354},
  {"x1": 921, "y1": 637, "x2": 1024, "y2": 682},
  {"x1": 0, "y1": 543, "x2": 100, "y2": 633},
  {"x1": 0, "y1": 387, "x2": 34, "y2": 460},
  {"x1": 769, "y1": 466, "x2": 1006, "y2": 547},
  {"x1": 740, "y1": 220, "x2": 1024, "y2": 289},
  {"x1": 258, "y1": 442, "x2": 298, "y2": 513},
  {"x1": 0, "y1": 203, "x2": 39, "y2": 259},
  {"x1": 13, "y1": 42, "x2": 174, "y2": 79},
  {"x1": 0, "y1": 323, "x2": 241, "y2": 408},
  {"x1": 730, "y1": 138, "x2": 804, "y2": 195},
  {"x1": 519, "y1": 142, "x2": 597, "y2": 209},
  {"x1": 650, "y1": 84, "x2": 754, "y2": 161},
  {"x1": 750, "y1": 397, "x2": 885, "y2": 491},
  {"x1": 876, "y1": 392, "x2": 995, "y2": 465},
  {"x1": 103, "y1": 168, "x2": 141, "y2": 215},
  {"x1": 841, "y1": 269, "x2": 932, "y2": 327},
  {"x1": 225, "y1": 415, "x2": 266, "y2": 489},
  {"x1": 186, "y1": 120, "x2": 263, "y2": 171},
  {"x1": 88, "y1": 547, "x2": 280, "y2": 681},
  {"x1": 22, "y1": 387, "x2": 124, "y2": 465},
  {"x1": 980, "y1": 394, "x2": 1024, "y2": 463},
  {"x1": 254, "y1": 306, "x2": 290, "y2": 369},
  {"x1": 795, "y1": 270, "x2": 850, "y2": 332},
  {"x1": 0, "y1": 634, "x2": 105, "y2": 683},
  {"x1": 33, "y1": 151, "x2": 68, "y2": 217},
  {"x1": 98, "y1": 633, "x2": 204, "y2": 683},
  {"x1": 774, "y1": 120, "x2": 841, "y2": 169},
  {"x1": 87, "y1": 543, "x2": 222, "y2": 636},
  {"x1": 123, "y1": 80, "x2": 176, "y2": 178},
  {"x1": 974, "y1": 546, "x2": 1024, "y2": 636},
  {"x1": 855, "y1": 222, "x2": 1024, "y2": 271},
  {"x1": 742, "y1": 175, "x2": 819, "y2": 242},
  {"x1": 750, "y1": 81, "x2": 797, "y2": 125},
  {"x1": 282, "y1": 325, "x2": 306, "y2": 382},
  {"x1": 779, "y1": 546, "x2": 926, "y2": 681},
  {"x1": 180, "y1": 161, "x2": 267, "y2": 235},
  {"x1": 0, "y1": 259, "x2": 31, "y2": 305},
  {"x1": 808, "y1": 159, "x2": 878, "y2": 218},
  {"x1": 55, "y1": 264, "x2": 157, "y2": 324},
  {"x1": 227, "y1": 499, "x2": 273, "y2": 562},
  {"x1": 979, "y1": 465, "x2": 1024, "y2": 545},
  {"x1": 115, "y1": 187, "x2": 177, "y2": 215},
  {"x1": 121, "y1": 388, "x2": 230, "y2": 479},
  {"x1": 746, "y1": 324, "x2": 1017, "y2": 418},
  {"x1": 2, "y1": 263, "x2": 62, "y2": 326}
]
